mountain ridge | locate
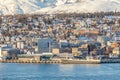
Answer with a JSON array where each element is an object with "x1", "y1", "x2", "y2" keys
[{"x1": 0, "y1": 0, "x2": 120, "y2": 15}]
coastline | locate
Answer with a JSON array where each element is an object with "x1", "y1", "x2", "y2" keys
[
  {"x1": 1, "y1": 58, "x2": 120, "y2": 64},
  {"x1": 0, "y1": 60, "x2": 61, "y2": 64}
]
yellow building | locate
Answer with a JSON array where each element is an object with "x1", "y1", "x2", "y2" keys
[
  {"x1": 72, "y1": 48, "x2": 78, "y2": 53},
  {"x1": 72, "y1": 48, "x2": 80, "y2": 56},
  {"x1": 81, "y1": 44, "x2": 88, "y2": 48},
  {"x1": 48, "y1": 27, "x2": 52, "y2": 32},
  {"x1": 112, "y1": 47, "x2": 120, "y2": 55},
  {"x1": 52, "y1": 48, "x2": 60, "y2": 54}
]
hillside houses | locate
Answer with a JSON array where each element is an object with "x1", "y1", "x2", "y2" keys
[{"x1": 0, "y1": 12, "x2": 120, "y2": 60}]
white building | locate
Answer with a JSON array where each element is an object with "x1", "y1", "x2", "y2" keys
[{"x1": 17, "y1": 41, "x2": 24, "y2": 49}]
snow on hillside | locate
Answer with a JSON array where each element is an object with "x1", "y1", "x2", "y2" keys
[
  {"x1": 36, "y1": 0, "x2": 120, "y2": 14},
  {"x1": 0, "y1": 0, "x2": 120, "y2": 15}
]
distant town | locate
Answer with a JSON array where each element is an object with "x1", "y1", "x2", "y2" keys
[{"x1": 0, "y1": 12, "x2": 120, "y2": 63}]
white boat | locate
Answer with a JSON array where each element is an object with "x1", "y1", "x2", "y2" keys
[{"x1": 61, "y1": 56, "x2": 100, "y2": 64}]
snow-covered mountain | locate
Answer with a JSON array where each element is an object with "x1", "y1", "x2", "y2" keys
[{"x1": 0, "y1": 0, "x2": 120, "y2": 15}]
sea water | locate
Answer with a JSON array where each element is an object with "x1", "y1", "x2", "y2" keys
[{"x1": 0, "y1": 63, "x2": 119, "y2": 80}]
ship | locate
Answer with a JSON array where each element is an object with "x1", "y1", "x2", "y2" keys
[{"x1": 61, "y1": 56, "x2": 101, "y2": 64}]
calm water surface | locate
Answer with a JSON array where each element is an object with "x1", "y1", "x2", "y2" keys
[{"x1": 0, "y1": 63, "x2": 119, "y2": 80}]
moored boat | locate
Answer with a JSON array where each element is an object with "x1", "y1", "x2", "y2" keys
[
  {"x1": 61, "y1": 56, "x2": 101, "y2": 64},
  {"x1": 61, "y1": 59, "x2": 100, "y2": 64}
]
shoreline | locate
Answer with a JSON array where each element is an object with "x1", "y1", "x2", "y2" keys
[
  {"x1": 1, "y1": 58, "x2": 120, "y2": 64},
  {"x1": 0, "y1": 60, "x2": 61, "y2": 64}
]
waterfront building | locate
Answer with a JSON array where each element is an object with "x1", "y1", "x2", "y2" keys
[
  {"x1": 59, "y1": 40, "x2": 69, "y2": 48},
  {"x1": 0, "y1": 45, "x2": 20, "y2": 60},
  {"x1": 38, "y1": 38, "x2": 57, "y2": 53},
  {"x1": 59, "y1": 53, "x2": 73, "y2": 59},
  {"x1": 112, "y1": 47, "x2": 120, "y2": 55},
  {"x1": 52, "y1": 48, "x2": 60, "y2": 55},
  {"x1": 32, "y1": 46, "x2": 39, "y2": 53},
  {"x1": 72, "y1": 48, "x2": 82, "y2": 57},
  {"x1": 18, "y1": 54, "x2": 41, "y2": 61}
]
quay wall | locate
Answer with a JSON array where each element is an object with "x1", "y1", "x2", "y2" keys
[
  {"x1": 0, "y1": 58, "x2": 120, "y2": 64},
  {"x1": 0, "y1": 60, "x2": 61, "y2": 64},
  {"x1": 101, "y1": 58, "x2": 120, "y2": 63}
]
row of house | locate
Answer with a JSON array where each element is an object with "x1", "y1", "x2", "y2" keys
[{"x1": 0, "y1": 13, "x2": 120, "y2": 60}]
